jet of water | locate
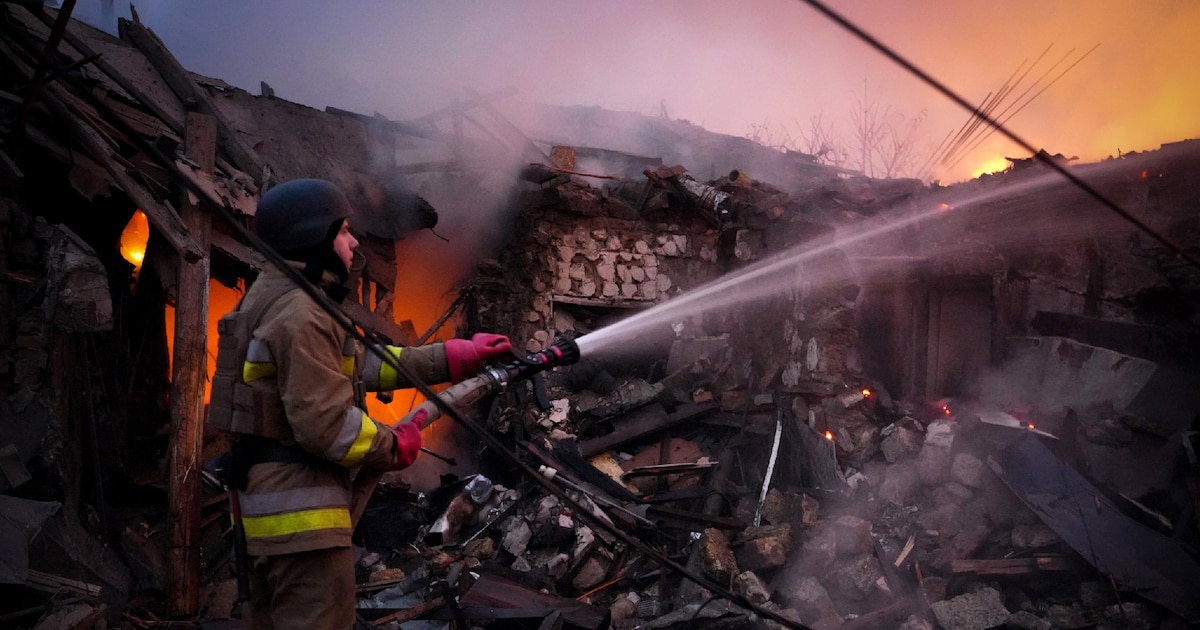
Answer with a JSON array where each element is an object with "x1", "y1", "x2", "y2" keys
[{"x1": 575, "y1": 163, "x2": 1135, "y2": 360}]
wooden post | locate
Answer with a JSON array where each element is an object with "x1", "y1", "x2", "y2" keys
[{"x1": 166, "y1": 111, "x2": 215, "y2": 616}]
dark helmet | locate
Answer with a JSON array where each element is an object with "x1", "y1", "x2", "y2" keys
[{"x1": 254, "y1": 178, "x2": 353, "y2": 257}]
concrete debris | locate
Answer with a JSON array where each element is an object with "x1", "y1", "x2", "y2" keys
[
  {"x1": 3, "y1": 4, "x2": 1200, "y2": 628},
  {"x1": 929, "y1": 587, "x2": 1011, "y2": 630}
]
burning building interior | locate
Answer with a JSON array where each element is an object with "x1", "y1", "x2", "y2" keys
[{"x1": 1, "y1": 4, "x2": 1199, "y2": 630}]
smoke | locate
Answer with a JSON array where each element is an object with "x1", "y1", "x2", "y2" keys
[{"x1": 63, "y1": 0, "x2": 1200, "y2": 186}]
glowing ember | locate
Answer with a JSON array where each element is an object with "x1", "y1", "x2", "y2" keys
[
  {"x1": 824, "y1": 431, "x2": 834, "y2": 441},
  {"x1": 938, "y1": 202, "x2": 954, "y2": 212},
  {"x1": 942, "y1": 404, "x2": 951, "y2": 415},
  {"x1": 1027, "y1": 423, "x2": 1036, "y2": 430},
  {"x1": 861, "y1": 388, "x2": 872, "y2": 397}
]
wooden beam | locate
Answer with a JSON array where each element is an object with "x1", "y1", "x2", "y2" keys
[
  {"x1": 25, "y1": 569, "x2": 102, "y2": 597},
  {"x1": 577, "y1": 403, "x2": 715, "y2": 459},
  {"x1": 951, "y1": 556, "x2": 1072, "y2": 576},
  {"x1": 367, "y1": 596, "x2": 447, "y2": 627},
  {"x1": 166, "y1": 111, "x2": 215, "y2": 616},
  {"x1": 342, "y1": 300, "x2": 417, "y2": 346},
  {"x1": 210, "y1": 230, "x2": 264, "y2": 271},
  {"x1": 119, "y1": 16, "x2": 268, "y2": 181},
  {"x1": 40, "y1": 81, "x2": 204, "y2": 262},
  {"x1": 97, "y1": 92, "x2": 180, "y2": 142},
  {"x1": 14, "y1": 0, "x2": 76, "y2": 137},
  {"x1": 28, "y1": 8, "x2": 186, "y2": 136}
]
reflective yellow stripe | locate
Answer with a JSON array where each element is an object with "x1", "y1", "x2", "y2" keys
[
  {"x1": 338, "y1": 413, "x2": 379, "y2": 467},
  {"x1": 378, "y1": 346, "x2": 402, "y2": 390},
  {"x1": 340, "y1": 355, "x2": 355, "y2": 376},
  {"x1": 241, "y1": 507, "x2": 351, "y2": 538},
  {"x1": 243, "y1": 361, "x2": 276, "y2": 382}
]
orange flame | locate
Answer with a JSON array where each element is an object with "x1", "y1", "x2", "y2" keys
[
  {"x1": 1027, "y1": 423, "x2": 1036, "y2": 430},
  {"x1": 942, "y1": 404, "x2": 951, "y2": 415},
  {"x1": 824, "y1": 430, "x2": 834, "y2": 441},
  {"x1": 861, "y1": 388, "x2": 872, "y2": 398},
  {"x1": 119, "y1": 209, "x2": 149, "y2": 273},
  {"x1": 938, "y1": 202, "x2": 953, "y2": 212}
]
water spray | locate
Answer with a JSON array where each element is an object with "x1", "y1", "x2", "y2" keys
[{"x1": 575, "y1": 156, "x2": 1153, "y2": 362}]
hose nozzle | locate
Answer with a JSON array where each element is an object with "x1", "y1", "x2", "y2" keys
[
  {"x1": 482, "y1": 335, "x2": 581, "y2": 390},
  {"x1": 534, "y1": 335, "x2": 581, "y2": 368}
]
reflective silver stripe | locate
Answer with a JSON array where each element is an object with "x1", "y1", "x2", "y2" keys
[
  {"x1": 362, "y1": 346, "x2": 382, "y2": 388},
  {"x1": 244, "y1": 338, "x2": 277, "y2": 383},
  {"x1": 322, "y1": 407, "x2": 377, "y2": 466},
  {"x1": 246, "y1": 338, "x2": 272, "y2": 363},
  {"x1": 362, "y1": 345, "x2": 402, "y2": 391},
  {"x1": 239, "y1": 485, "x2": 351, "y2": 517}
]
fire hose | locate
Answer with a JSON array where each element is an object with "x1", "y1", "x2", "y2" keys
[
  {"x1": 349, "y1": 336, "x2": 582, "y2": 524},
  {"x1": 347, "y1": 335, "x2": 812, "y2": 630},
  {"x1": 19, "y1": 42, "x2": 807, "y2": 625}
]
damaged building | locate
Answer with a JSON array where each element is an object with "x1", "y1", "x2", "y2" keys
[{"x1": 1, "y1": 3, "x2": 1199, "y2": 630}]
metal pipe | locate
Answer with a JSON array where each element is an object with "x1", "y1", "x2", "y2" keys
[{"x1": 752, "y1": 412, "x2": 784, "y2": 527}]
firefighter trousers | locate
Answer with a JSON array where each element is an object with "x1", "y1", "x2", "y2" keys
[{"x1": 242, "y1": 547, "x2": 355, "y2": 630}]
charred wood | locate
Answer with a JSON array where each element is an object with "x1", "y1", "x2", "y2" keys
[
  {"x1": 42, "y1": 82, "x2": 203, "y2": 261},
  {"x1": 578, "y1": 402, "x2": 715, "y2": 458},
  {"x1": 457, "y1": 571, "x2": 611, "y2": 630},
  {"x1": 119, "y1": 16, "x2": 267, "y2": 182},
  {"x1": 950, "y1": 555, "x2": 1073, "y2": 575},
  {"x1": 28, "y1": 7, "x2": 186, "y2": 136},
  {"x1": 164, "y1": 111, "x2": 214, "y2": 616}
]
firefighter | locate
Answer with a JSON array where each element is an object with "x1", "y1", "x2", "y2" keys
[{"x1": 208, "y1": 178, "x2": 512, "y2": 629}]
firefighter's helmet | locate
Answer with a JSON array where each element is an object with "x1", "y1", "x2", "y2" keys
[{"x1": 254, "y1": 178, "x2": 353, "y2": 257}]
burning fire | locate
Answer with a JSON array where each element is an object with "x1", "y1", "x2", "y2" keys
[
  {"x1": 824, "y1": 430, "x2": 834, "y2": 441},
  {"x1": 119, "y1": 209, "x2": 149, "y2": 273},
  {"x1": 938, "y1": 202, "x2": 954, "y2": 212},
  {"x1": 861, "y1": 388, "x2": 872, "y2": 398},
  {"x1": 971, "y1": 155, "x2": 1010, "y2": 178},
  {"x1": 165, "y1": 279, "x2": 243, "y2": 403}
]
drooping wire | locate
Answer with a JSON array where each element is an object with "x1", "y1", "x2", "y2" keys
[{"x1": 796, "y1": 0, "x2": 1200, "y2": 270}]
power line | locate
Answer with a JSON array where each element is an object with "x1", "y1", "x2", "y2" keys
[{"x1": 797, "y1": 0, "x2": 1200, "y2": 270}]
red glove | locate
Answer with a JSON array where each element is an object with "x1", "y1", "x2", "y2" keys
[
  {"x1": 444, "y1": 333, "x2": 514, "y2": 382},
  {"x1": 389, "y1": 415, "x2": 423, "y2": 471}
]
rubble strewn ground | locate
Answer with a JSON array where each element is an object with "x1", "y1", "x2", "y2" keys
[{"x1": 3, "y1": 4, "x2": 1200, "y2": 628}]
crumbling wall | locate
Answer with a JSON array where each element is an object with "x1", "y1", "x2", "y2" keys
[{"x1": 470, "y1": 176, "x2": 725, "y2": 355}]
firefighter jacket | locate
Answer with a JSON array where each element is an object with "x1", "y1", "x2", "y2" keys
[{"x1": 212, "y1": 263, "x2": 453, "y2": 556}]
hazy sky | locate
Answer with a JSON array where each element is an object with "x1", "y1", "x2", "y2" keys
[{"x1": 66, "y1": 0, "x2": 1200, "y2": 182}]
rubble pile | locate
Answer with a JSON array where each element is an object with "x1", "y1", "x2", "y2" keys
[
  {"x1": 2, "y1": 4, "x2": 1199, "y2": 628},
  {"x1": 331, "y1": 165, "x2": 1200, "y2": 629},
  {"x1": 337, "y1": 337, "x2": 1198, "y2": 630}
]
